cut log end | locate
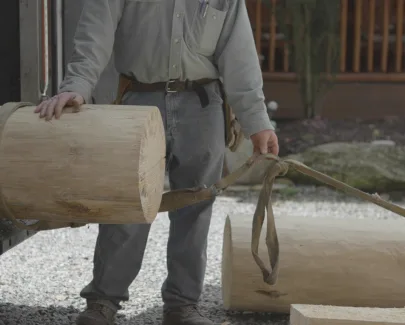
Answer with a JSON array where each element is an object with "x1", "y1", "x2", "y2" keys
[
  {"x1": 290, "y1": 304, "x2": 405, "y2": 325},
  {"x1": 138, "y1": 107, "x2": 166, "y2": 222}
]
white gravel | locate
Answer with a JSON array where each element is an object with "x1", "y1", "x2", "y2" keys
[{"x1": 1, "y1": 186, "x2": 404, "y2": 325}]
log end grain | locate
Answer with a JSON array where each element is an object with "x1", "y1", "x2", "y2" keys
[
  {"x1": 137, "y1": 106, "x2": 166, "y2": 222},
  {"x1": 290, "y1": 304, "x2": 405, "y2": 325}
]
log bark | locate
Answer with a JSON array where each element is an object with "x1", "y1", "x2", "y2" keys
[
  {"x1": 0, "y1": 103, "x2": 166, "y2": 224},
  {"x1": 222, "y1": 214, "x2": 405, "y2": 313},
  {"x1": 290, "y1": 304, "x2": 405, "y2": 325}
]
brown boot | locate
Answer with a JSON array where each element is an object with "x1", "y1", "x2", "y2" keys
[
  {"x1": 162, "y1": 305, "x2": 214, "y2": 325},
  {"x1": 75, "y1": 300, "x2": 118, "y2": 325}
]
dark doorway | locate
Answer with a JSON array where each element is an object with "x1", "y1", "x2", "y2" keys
[{"x1": 0, "y1": 1, "x2": 21, "y2": 104}]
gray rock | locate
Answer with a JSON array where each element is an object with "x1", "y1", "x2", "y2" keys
[
  {"x1": 284, "y1": 142, "x2": 405, "y2": 192},
  {"x1": 371, "y1": 140, "x2": 396, "y2": 146}
]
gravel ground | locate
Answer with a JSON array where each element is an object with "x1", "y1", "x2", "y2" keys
[{"x1": 1, "y1": 186, "x2": 404, "y2": 325}]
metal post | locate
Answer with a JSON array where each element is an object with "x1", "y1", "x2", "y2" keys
[
  {"x1": 19, "y1": 0, "x2": 42, "y2": 103},
  {"x1": 40, "y1": 0, "x2": 50, "y2": 101},
  {"x1": 51, "y1": 0, "x2": 64, "y2": 95}
]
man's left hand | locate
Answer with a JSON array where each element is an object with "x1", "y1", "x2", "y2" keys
[{"x1": 250, "y1": 129, "x2": 279, "y2": 156}]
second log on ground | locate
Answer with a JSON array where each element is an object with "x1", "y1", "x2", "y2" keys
[{"x1": 222, "y1": 214, "x2": 405, "y2": 313}]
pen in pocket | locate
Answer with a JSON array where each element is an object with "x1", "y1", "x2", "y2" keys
[
  {"x1": 198, "y1": 0, "x2": 204, "y2": 14},
  {"x1": 203, "y1": 1, "x2": 209, "y2": 17},
  {"x1": 199, "y1": 0, "x2": 209, "y2": 18}
]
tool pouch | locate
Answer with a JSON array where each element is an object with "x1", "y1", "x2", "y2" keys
[
  {"x1": 218, "y1": 81, "x2": 244, "y2": 152},
  {"x1": 113, "y1": 75, "x2": 244, "y2": 152}
]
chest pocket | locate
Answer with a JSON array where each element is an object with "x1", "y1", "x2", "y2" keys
[{"x1": 186, "y1": 1, "x2": 228, "y2": 57}]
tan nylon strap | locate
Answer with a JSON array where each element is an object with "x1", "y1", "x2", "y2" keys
[
  {"x1": 251, "y1": 160, "x2": 287, "y2": 285},
  {"x1": 159, "y1": 155, "x2": 259, "y2": 213},
  {"x1": 159, "y1": 153, "x2": 405, "y2": 285},
  {"x1": 158, "y1": 154, "x2": 285, "y2": 284},
  {"x1": 2, "y1": 102, "x2": 405, "y2": 285}
]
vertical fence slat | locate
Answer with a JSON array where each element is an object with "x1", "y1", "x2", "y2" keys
[
  {"x1": 261, "y1": 0, "x2": 404, "y2": 78},
  {"x1": 268, "y1": 0, "x2": 277, "y2": 72},
  {"x1": 381, "y1": 0, "x2": 390, "y2": 72},
  {"x1": 340, "y1": 0, "x2": 348, "y2": 72},
  {"x1": 283, "y1": 7, "x2": 289, "y2": 72},
  {"x1": 367, "y1": 0, "x2": 376, "y2": 71},
  {"x1": 283, "y1": 43, "x2": 289, "y2": 72},
  {"x1": 395, "y1": 0, "x2": 404, "y2": 72},
  {"x1": 353, "y1": 0, "x2": 363, "y2": 72}
]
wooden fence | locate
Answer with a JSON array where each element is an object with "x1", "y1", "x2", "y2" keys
[{"x1": 246, "y1": 0, "x2": 405, "y2": 118}]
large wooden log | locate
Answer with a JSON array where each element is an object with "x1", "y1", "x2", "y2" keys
[
  {"x1": 290, "y1": 304, "x2": 405, "y2": 325},
  {"x1": 222, "y1": 214, "x2": 405, "y2": 313},
  {"x1": 0, "y1": 103, "x2": 166, "y2": 224}
]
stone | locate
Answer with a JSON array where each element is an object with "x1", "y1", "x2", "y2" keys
[
  {"x1": 284, "y1": 142, "x2": 405, "y2": 192},
  {"x1": 371, "y1": 139, "x2": 396, "y2": 146}
]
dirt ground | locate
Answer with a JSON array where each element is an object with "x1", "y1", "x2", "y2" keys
[{"x1": 274, "y1": 116, "x2": 405, "y2": 157}]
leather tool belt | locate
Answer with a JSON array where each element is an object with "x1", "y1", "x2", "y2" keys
[
  {"x1": 113, "y1": 74, "x2": 244, "y2": 152},
  {"x1": 114, "y1": 74, "x2": 214, "y2": 107}
]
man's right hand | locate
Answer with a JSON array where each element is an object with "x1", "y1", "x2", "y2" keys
[{"x1": 34, "y1": 92, "x2": 85, "y2": 121}]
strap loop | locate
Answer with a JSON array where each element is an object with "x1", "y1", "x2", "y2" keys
[
  {"x1": 2, "y1": 102, "x2": 405, "y2": 285},
  {"x1": 160, "y1": 153, "x2": 405, "y2": 285}
]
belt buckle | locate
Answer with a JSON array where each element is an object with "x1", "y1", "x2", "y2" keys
[{"x1": 165, "y1": 80, "x2": 177, "y2": 93}]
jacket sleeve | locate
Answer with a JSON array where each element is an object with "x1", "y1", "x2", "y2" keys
[
  {"x1": 214, "y1": 0, "x2": 275, "y2": 138},
  {"x1": 59, "y1": 0, "x2": 125, "y2": 103}
]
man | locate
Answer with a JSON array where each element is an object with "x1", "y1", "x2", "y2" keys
[{"x1": 34, "y1": 0, "x2": 279, "y2": 324}]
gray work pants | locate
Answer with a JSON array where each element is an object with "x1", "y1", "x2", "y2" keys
[{"x1": 80, "y1": 81, "x2": 225, "y2": 309}]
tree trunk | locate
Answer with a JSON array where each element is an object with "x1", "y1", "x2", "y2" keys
[
  {"x1": 0, "y1": 102, "x2": 166, "y2": 224},
  {"x1": 222, "y1": 214, "x2": 405, "y2": 313}
]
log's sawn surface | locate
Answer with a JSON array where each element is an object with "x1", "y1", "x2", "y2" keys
[
  {"x1": 222, "y1": 214, "x2": 405, "y2": 313},
  {"x1": 290, "y1": 304, "x2": 405, "y2": 325},
  {"x1": 0, "y1": 103, "x2": 166, "y2": 224}
]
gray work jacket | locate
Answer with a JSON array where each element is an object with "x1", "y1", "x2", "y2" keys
[{"x1": 59, "y1": 0, "x2": 274, "y2": 137}]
